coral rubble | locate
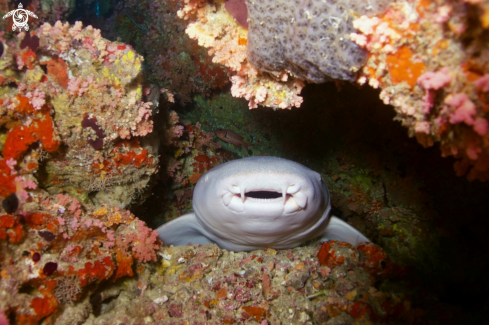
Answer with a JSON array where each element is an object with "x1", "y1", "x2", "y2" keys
[{"x1": 82, "y1": 242, "x2": 412, "y2": 324}]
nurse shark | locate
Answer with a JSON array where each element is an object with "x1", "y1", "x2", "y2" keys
[{"x1": 157, "y1": 156, "x2": 369, "y2": 251}]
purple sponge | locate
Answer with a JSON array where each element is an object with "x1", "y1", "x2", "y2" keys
[
  {"x1": 81, "y1": 115, "x2": 106, "y2": 149},
  {"x1": 225, "y1": 0, "x2": 248, "y2": 28}
]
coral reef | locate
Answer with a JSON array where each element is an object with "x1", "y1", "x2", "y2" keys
[
  {"x1": 0, "y1": 21, "x2": 161, "y2": 322},
  {"x1": 98, "y1": 0, "x2": 230, "y2": 106},
  {"x1": 351, "y1": 0, "x2": 489, "y2": 181},
  {"x1": 0, "y1": 195, "x2": 160, "y2": 323},
  {"x1": 179, "y1": 0, "x2": 305, "y2": 109},
  {"x1": 0, "y1": 1, "x2": 487, "y2": 324},
  {"x1": 175, "y1": 0, "x2": 489, "y2": 180},
  {"x1": 1, "y1": 21, "x2": 158, "y2": 206},
  {"x1": 163, "y1": 110, "x2": 229, "y2": 219},
  {"x1": 81, "y1": 242, "x2": 415, "y2": 324}
]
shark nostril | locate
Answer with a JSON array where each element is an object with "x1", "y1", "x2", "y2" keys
[{"x1": 246, "y1": 191, "x2": 282, "y2": 199}]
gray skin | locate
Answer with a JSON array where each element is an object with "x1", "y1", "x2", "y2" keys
[{"x1": 157, "y1": 156, "x2": 369, "y2": 251}]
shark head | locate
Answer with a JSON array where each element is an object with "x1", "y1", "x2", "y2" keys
[
  {"x1": 156, "y1": 156, "x2": 369, "y2": 251},
  {"x1": 193, "y1": 156, "x2": 331, "y2": 249}
]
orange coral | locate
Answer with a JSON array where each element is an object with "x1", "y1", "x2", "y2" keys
[
  {"x1": 41, "y1": 57, "x2": 69, "y2": 88},
  {"x1": 317, "y1": 242, "x2": 334, "y2": 267},
  {"x1": 19, "y1": 49, "x2": 37, "y2": 70},
  {"x1": 25, "y1": 213, "x2": 49, "y2": 227},
  {"x1": 2, "y1": 112, "x2": 59, "y2": 160},
  {"x1": 77, "y1": 256, "x2": 115, "y2": 287},
  {"x1": 356, "y1": 243, "x2": 389, "y2": 276},
  {"x1": 0, "y1": 214, "x2": 15, "y2": 228},
  {"x1": 188, "y1": 172, "x2": 202, "y2": 184},
  {"x1": 350, "y1": 301, "x2": 374, "y2": 319},
  {"x1": 317, "y1": 241, "x2": 348, "y2": 268},
  {"x1": 93, "y1": 208, "x2": 108, "y2": 217},
  {"x1": 114, "y1": 148, "x2": 151, "y2": 168},
  {"x1": 2, "y1": 125, "x2": 37, "y2": 160},
  {"x1": 30, "y1": 295, "x2": 58, "y2": 320},
  {"x1": 15, "y1": 95, "x2": 35, "y2": 115},
  {"x1": 8, "y1": 223, "x2": 24, "y2": 244},
  {"x1": 0, "y1": 159, "x2": 16, "y2": 197},
  {"x1": 0, "y1": 215, "x2": 24, "y2": 243},
  {"x1": 386, "y1": 47, "x2": 426, "y2": 89},
  {"x1": 30, "y1": 112, "x2": 60, "y2": 153},
  {"x1": 112, "y1": 251, "x2": 134, "y2": 280},
  {"x1": 242, "y1": 306, "x2": 267, "y2": 321}
]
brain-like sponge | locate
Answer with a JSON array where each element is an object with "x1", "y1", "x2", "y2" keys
[{"x1": 246, "y1": 0, "x2": 390, "y2": 82}]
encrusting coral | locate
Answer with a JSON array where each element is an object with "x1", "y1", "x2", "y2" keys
[
  {"x1": 178, "y1": 0, "x2": 489, "y2": 180},
  {"x1": 78, "y1": 241, "x2": 414, "y2": 324},
  {"x1": 179, "y1": 0, "x2": 305, "y2": 109},
  {"x1": 0, "y1": 21, "x2": 161, "y2": 322},
  {"x1": 350, "y1": 0, "x2": 489, "y2": 181},
  {"x1": 1, "y1": 20, "x2": 158, "y2": 206}
]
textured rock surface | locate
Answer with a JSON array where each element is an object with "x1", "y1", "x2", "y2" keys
[
  {"x1": 246, "y1": 0, "x2": 390, "y2": 82},
  {"x1": 84, "y1": 242, "x2": 408, "y2": 324}
]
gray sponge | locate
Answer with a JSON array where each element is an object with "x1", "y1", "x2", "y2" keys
[{"x1": 246, "y1": 0, "x2": 390, "y2": 82}]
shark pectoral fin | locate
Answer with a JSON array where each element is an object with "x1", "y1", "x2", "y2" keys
[
  {"x1": 319, "y1": 216, "x2": 370, "y2": 246},
  {"x1": 156, "y1": 212, "x2": 214, "y2": 246}
]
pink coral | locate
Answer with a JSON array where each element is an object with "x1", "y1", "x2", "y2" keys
[
  {"x1": 445, "y1": 93, "x2": 476, "y2": 125},
  {"x1": 13, "y1": 176, "x2": 37, "y2": 201},
  {"x1": 57, "y1": 193, "x2": 71, "y2": 206},
  {"x1": 124, "y1": 219, "x2": 159, "y2": 263},
  {"x1": 68, "y1": 21, "x2": 84, "y2": 41},
  {"x1": 474, "y1": 74, "x2": 489, "y2": 92},
  {"x1": 6, "y1": 158, "x2": 18, "y2": 176},
  {"x1": 83, "y1": 218, "x2": 93, "y2": 228},
  {"x1": 414, "y1": 121, "x2": 431, "y2": 134},
  {"x1": 104, "y1": 229, "x2": 115, "y2": 248},
  {"x1": 26, "y1": 89, "x2": 46, "y2": 110},
  {"x1": 132, "y1": 120, "x2": 153, "y2": 137},
  {"x1": 68, "y1": 198, "x2": 82, "y2": 218},
  {"x1": 420, "y1": 91, "x2": 436, "y2": 114},
  {"x1": 0, "y1": 310, "x2": 8, "y2": 325},
  {"x1": 135, "y1": 102, "x2": 152, "y2": 123},
  {"x1": 167, "y1": 159, "x2": 181, "y2": 178},
  {"x1": 70, "y1": 217, "x2": 79, "y2": 230},
  {"x1": 473, "y1": 117, "x2": 488, "y2": 136},
  {"x1": 67, "y1": 77, "x2": 91, "y2": 96},
  {"x1": 417, "y1": 68, "x2": 453, "y2": 114},
  {"x1": 417, "y1": 68, "x2": 452, "y2": 90},
  {"x1": 351, "y1": 16, "x2": 399, "y2": 53}
]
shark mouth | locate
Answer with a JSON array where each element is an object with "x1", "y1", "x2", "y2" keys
[{"x1": 222, "y1": 186, "x2": 308, "y2": 214}]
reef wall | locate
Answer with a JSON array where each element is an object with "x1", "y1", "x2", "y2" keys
[{"x1": 0, "y1": 22, "x2": 161, "y2": 323}]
